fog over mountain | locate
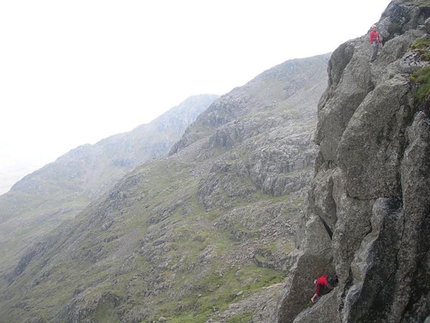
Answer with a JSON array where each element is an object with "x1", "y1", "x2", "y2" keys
[{"x1": 0, "y1": 154, "x2": 39, "y2": 195}]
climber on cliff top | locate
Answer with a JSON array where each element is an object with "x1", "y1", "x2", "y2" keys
[
  {"x1": 369, "y1": 24, "x2": 383, "y2": 62},
  {"x1": 311, "y1": 275, "x2": 338, "y2": 303}
]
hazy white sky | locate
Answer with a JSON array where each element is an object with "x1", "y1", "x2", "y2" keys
[{"x1": 1, "y1": 0, "x2": 389, "y2": 192}]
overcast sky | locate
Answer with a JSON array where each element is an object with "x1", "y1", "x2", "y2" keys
[{"x1": 0, "y1": 0, "x2": 389, "y2": 193}]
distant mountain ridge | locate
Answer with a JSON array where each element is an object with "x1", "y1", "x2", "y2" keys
[
  {"x1": 0, "y1": 94, "x2": 217, "y2": 274},
  {"x1": 0, "y1": 54, "x2": 330, "y2": 322}
]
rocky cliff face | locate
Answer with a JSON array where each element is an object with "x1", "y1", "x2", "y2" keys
[{"x1": 273, "y1": 1, "x2": 430, "y2": 322}]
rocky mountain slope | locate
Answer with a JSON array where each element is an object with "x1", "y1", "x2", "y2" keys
[
  {"x1": 0, "y1": 54, "x2": 330, "y2": 322},
  {"x1": 273, "y1": 1, "x2": 430, "y2": 322},
  {"x1": 0, "y1": 94, "x2": 217, "y2": 284}
]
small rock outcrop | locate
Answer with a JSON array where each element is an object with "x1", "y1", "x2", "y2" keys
[{"x1": 273, "y1": 1, "x2": 430, "y2": 322}]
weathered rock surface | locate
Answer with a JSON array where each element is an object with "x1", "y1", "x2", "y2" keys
[{"x1": 273, "y1": 1, "x2": 430, "y2": 322}]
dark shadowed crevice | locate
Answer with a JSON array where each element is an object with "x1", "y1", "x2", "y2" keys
[{"x1": 319, "y1": 217, "x2": 333, "y2": 239}]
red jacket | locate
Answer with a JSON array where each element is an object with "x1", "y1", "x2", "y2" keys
[
  {"x1": 369, "y1": 30, "x2": 381, "y2": 44},
  {"x1": 315, "y1": 275, "x2": 329, "y2": 296}
]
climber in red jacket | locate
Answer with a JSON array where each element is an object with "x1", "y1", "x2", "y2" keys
[
  {"x1": 369, "y1": 24, "x2": 383, "y2": 62},
  {"x1": 311, "y1": 275, "x2": 338, "y2": 303}
]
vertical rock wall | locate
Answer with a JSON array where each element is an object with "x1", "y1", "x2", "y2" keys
[{"x1": 273, "y1": 1, "x2": 430, "y2": 322}]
